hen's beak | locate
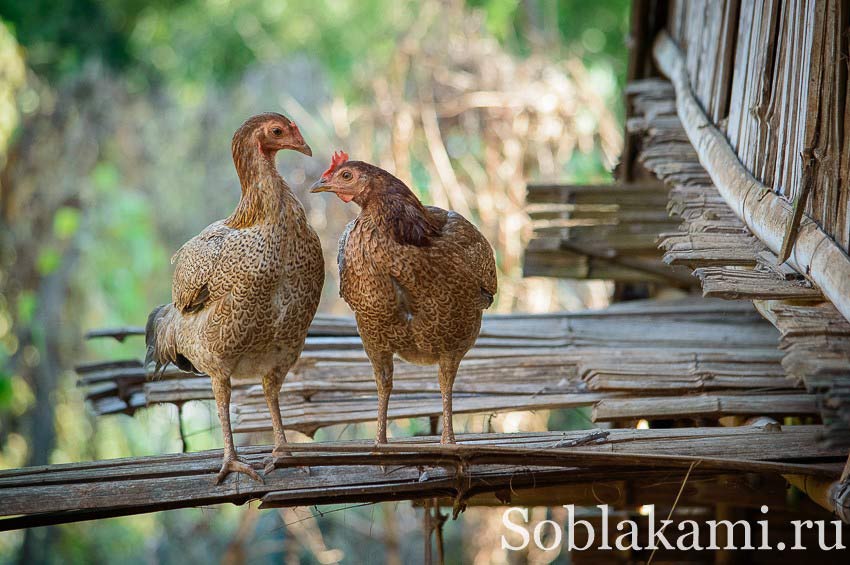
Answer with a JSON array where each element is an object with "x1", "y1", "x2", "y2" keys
[
  {"x1": 310, "y1": 178, "x2": 332, "y2": 193},
  {"x1": 293, "y1": 142, "x2": 312, "y2": 157}
]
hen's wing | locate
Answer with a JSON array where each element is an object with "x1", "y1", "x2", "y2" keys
[
  {"x1": 337, "y1": 218, "x2": 358, "y2": 299},
  {"x1": 427, "y1": 207, "x2": 498, "y2": 307},
  {"x1": 170, "y1": 220, "x2": 234, "y2": 313}
]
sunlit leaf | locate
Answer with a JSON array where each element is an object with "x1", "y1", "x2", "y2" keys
[
  {"x1": 16, "y1": 290, "x2": 36, "y2": 324},
  {"x1": 36, "y1": 246, "x2": 61, "y2": 275},
  {"x1": 91, "y1": 161, "x2": 120, "y2": 194},
  {"x1": 53, "y1": 206, "x2": 81, "y2": 239}
]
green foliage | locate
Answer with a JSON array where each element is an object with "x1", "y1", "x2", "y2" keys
[
  {"x1": 36, "y1": 246, "x2": 61, "y2": 275},
  {"x1": 2, "y1": 1, "x2": 630, "y2": 96},
  {"x1": 15, "y1": 290, "x2": 36, "y2": 325},
  {"x1": 466, "y1": 0, "x2": 630, "y2": 68},
  {"x1": 124, "y1": 0, "x2": 418, "y2": 97},
  {"x1": 79, "y1": 165, "x2": 171, "y2": 359},
  {"x1": 91, "y1": 161, "x2": 120, "y2": 194},
  {"x1": 469, "y1": 0, "x2": 522, "y2": 41},
  {"x1": 0, "y1": 372, "x2": 12, "y2": 408},
  {"x1": 565, "y1": 148, "x2": 614, "y2": 184},
  {"x1": 53, "y1": 206, "x2": 81, "y2": 240},
  {"x1": 554, "y1": 0, "x2": 632, "y2": 60},
  {"x1": 0, "y1": 0, "x2": 171, "y2": 78},
  {"x1": 1, "y1": 0, "x2": 414, "y2": 96}
]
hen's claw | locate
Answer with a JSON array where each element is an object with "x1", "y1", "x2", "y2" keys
[
  {"x1": 215, "y1": 458, "x2": 263, "y2": 485},
  {"x1": 263, "y1": 456, "x2": 291, "y2": 475},
  {"x1": 263, "y1": 449, "x2": 292, "y2": 475}
]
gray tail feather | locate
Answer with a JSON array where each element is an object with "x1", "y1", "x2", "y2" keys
[
  {"x1": 145, "y1": 304, "x2": 168, "y2": 379},
  {"x1": 145, "y1": 304, "x2": 198, "y2": 378},
  {"x1": 481, "y1": 288, "x2": 494, "y2": 309}
]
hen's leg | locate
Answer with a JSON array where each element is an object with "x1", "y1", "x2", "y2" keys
[
  {"x1": 370, "y1": 351, "x2": 394, "y2": 445},
  {"x1": 211, "y1": 375, "x2": 262, "y2": 484},
  {"x1": 437, "y1": 355, "x2": 462, "y2": 444},
  {"x1": 262, "y1": 366, "x2": 289, "y2": 457}
]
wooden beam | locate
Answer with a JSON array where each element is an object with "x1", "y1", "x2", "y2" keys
[{"x1": 592, "y1": 393, "x2": 818, "y2": 422}]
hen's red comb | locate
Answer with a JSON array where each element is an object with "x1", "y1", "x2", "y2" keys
[{"x1": 322, "y1": 150, "x2": 349, "y2": 179}]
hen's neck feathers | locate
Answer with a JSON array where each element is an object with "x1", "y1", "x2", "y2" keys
[
  {"x1": 226, "y1": 134, "x2": 290, "y2": 229},
  {"x1": 361, "y1": 175, "x2": 442, "y2": 247}
]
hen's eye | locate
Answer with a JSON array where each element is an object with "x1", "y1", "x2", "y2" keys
[
  {"x1": 272, "y1": 127, "x2": 283, "y2": 136},
  {"x1": 341, "y1": 171, "x2": 353, "y2": 180}
]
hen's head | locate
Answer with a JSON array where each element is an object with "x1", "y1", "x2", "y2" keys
[
  {"x1": 233, "y1": 112, "x2": 312, "y2": 158},
  {"x1": 311, "y1": 154, "x2": 441, "y2": 245},
  {"x1": 309, "y1": 152, "x2": 391, "y2": 205}
]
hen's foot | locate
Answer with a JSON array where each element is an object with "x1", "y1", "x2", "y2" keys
[
  {"x1": 263, "y1": 449, "x2": 292, "y2": 471},
  {"x1": 372, "y1": 439, "x2": 389, "y2": 473},
  {"x1": 215, "y1": 458, "x2": 263, "y2": 485}
]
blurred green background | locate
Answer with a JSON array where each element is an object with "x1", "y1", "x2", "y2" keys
[{"x1": 0, "y1": 0, "x2": 629, "y2": 562}]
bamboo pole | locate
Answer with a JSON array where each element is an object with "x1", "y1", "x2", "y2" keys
[
  {"x1": 653, "y1": 31, "x2": 850, "y2": 324},
  {"x1": 718, "y1": 417, "x2": 850, "y2": 524},
  {"x1": 784, "y1": 474, "x2": 850, "y2": 524}
]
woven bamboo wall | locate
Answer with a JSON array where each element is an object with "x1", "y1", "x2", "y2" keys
[{"x1": 666, "y1": 0, "x2": 850, "y2": 252}]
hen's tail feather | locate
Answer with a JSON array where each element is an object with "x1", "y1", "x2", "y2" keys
[
  {"x1": 144, "y1": 304, "x2": 165, "y2": 369},
  {"x1": 145, "y1": 304, "x2": 199, "y2": 378},
  {"x1": 481, "y1": 288, "x2": 495, "y2": 309}
]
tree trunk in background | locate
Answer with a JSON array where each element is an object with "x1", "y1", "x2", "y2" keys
[{"x1": 16, "y1": 246, "x2": 79, "y2": 565}]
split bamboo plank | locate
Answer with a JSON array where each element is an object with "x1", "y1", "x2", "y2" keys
[{"x1": 1, "y1": 426, "x2": 844, "y2": 530}]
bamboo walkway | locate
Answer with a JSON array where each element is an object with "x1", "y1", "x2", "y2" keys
[
  {"x1": 2, "y1": 425, "x2": 844, "y2": 531},
  {"x1": 74, "y1": 299, "x2": 819, "y2": 438}
]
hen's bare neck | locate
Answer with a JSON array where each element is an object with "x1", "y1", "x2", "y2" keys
[{"x1": 226, "y1": 136, "x2": 290, "y2": 229}]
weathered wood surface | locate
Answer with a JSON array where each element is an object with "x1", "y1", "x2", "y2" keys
[
  {"x1": 593, "y1": 393, "x2": 818, "y2": 422},
  {"x1": 233, "y1": 391, "x2": 612, "y2": 436},
  {"x1": 694, "y1": 266, "x2": 822, "y2": 301},
  {"x1": 75, "y1": 299, "x2": 809, "y2": 435},
  {"x1": 523, "y1": 183, "x2": 693, "y2": 284},
  {"x1": 627, "y1": 82, "x2": 830, "y2": 303},
  {"x1": 627, "y1": 75, "x2": 850, "y2": 448},
  {"x1": 525, "y1": 183, "x2": 670, "y2": 205},
  {"x1": 755, "y1": 299, "x2": 850, "y2": 448},
  {"x1": 667, "y1": 0, "x2": 850, "y2": 254},
  {"x1": 653, "y1": 29, "x2": 850, "y2": 324},
  {"x1": 1, "y1": 425, "x2": 844, "y2": 530}
]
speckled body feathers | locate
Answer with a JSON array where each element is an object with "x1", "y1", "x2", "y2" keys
[
  {"x1": 339, "y1": 206, "x2": 496, "y2": 364},
  {"x1": 151, "y1": 188, "x2": 324, "y2": 381}
]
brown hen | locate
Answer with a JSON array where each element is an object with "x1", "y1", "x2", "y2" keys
[
  {"x1": 146, "y1": 113, "x2": 324, "y2": 483},
  {"x1": 310, "y1": 154, "x2": 497, "y2": 444}
]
